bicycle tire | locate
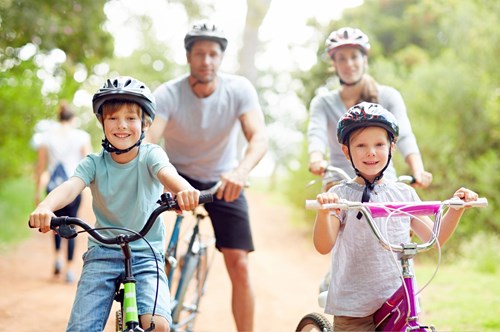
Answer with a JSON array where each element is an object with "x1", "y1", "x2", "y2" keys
[
  {"x1": 115, "y1": 309, "x2": 123, "y2": 332},
  {"x1": 171, "y1": 249, "x2": 209, "y2": 329},
  {"x1": 296, "y1": 312, "x2": 333, "y2": 332}
]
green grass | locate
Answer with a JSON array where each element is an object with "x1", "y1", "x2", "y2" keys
[
  {"x1": 0, "y1": 177, "x2": 34, "y2": 250},
  {"x1": 415, "y1": 231, "x2": 500, "y2": 331},
  {"x1": 416, "y1": 261, "x2": 500, "y2": 331}
]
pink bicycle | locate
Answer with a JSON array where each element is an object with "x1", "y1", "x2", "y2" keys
[{"x1": 298, "y1": 196, "x2": 487, "y2": 332}]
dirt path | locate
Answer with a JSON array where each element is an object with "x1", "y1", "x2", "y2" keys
[{"x1": 0, "y1": 189, "x2": 330, "y2": 331}]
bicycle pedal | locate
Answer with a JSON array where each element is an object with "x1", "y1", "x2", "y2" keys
[
  {"x1": 183, "y1": 303, "x2": 198, "y2": 313},
  {"x1": 167, "y1": 256, "x2": 178, "y2": 268}
]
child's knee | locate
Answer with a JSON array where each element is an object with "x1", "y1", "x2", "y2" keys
[{"x1": 140, "y1": 314, "x2": 170, "y2": 332}]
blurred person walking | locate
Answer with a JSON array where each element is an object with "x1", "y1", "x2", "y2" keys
[{"x1": 33, "y1": 101, "x2": 92, "y2": 283}]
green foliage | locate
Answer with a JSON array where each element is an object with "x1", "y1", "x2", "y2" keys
[
  {"x1": 458, "y1": 232, "x2": 500, "y2": 274},
  {"x1": 0, "y1": 60, "x2": 45, "y2": 182},
  {"x1": 417, "y1": 254, "x2": 500, "y2": 331},
  {"x1": 0, "y1": 0, "x2": 113, "y2": 66},
  {"x1": 283, "y1": 141, "x2": 318, "y2": 224},
  {"x1": 0, "y1": 176, "x2": 34, "y2": 249},
  {"x1": 0, "y1": 0, "x2": 114, "y2": 188},
  {"x1": 105, "y1": 14, "x2": 179, "y2": 90},
  {"x1": 291, "y1": 0, "x2": 500, "y2": 246}
]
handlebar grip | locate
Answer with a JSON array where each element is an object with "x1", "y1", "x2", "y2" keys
[
  {"x1": 398, "y1": 175, "x2": 416, "y2": 184},
  {"x1": 50, "y1": 216, "x2": 68, "y2": 229},
  {"x1": 448, "y1": 197, "x2": 488, "y2": 209},
  {"x1": 472, "y1": 197, "x2": 488, "y2": 208},
  {"x1": 28, "y1": 216, "x2": 66, "y2": 229},
  {"x1": 305, "y1": 200, "x2": 320, "y2": 210},
  {"x1": 199, "y1": 191, "x2": 214, "y2": 204},
  {"x1": 305, "y1": 200, "x2": 347, "y2": 210}
]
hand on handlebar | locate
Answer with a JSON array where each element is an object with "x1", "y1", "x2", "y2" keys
[
  {"x1": 218, "y1": 169, "x2": 248, "y2": 202},
  {"x1": 411, "y1": 171, "x2": 433, "y2": 188},
  {"x1": 309, "y1": 159, "x2": 328, "y2": 176},
  {"x1": 316, "y1": 192, "x2": 341, "y2": 215},
  {"x1": 29, "y1": 206, "x2": 56, "y2": 233},
  {"x1": 175, "y1": 189, "x2": 201, "y2": 211},
  {"x1": 452, "y1": 187, "x2": 479, "y2": 206}
]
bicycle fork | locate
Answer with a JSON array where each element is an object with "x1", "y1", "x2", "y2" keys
[
  {"x1": 117, "y1": 239, "x2": 144, "y2": 332},
  {"x1": 375, "y1": 244, "x2": 436, "y2": 332}
]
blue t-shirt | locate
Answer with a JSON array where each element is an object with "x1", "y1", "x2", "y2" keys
[{"x1": 73, "y1": 143, "x2": 175, "y2": 251}]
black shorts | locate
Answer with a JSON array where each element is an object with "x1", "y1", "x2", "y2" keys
[{"x1": 179, "y1": 173, "x2": 254, "y2": 252}]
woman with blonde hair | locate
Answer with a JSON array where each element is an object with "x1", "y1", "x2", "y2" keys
[{"x1": 308, "y1": 27, "x2": 432, "y2": 188}]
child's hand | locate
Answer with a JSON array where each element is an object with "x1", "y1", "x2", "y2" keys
[
  {"x1": 453, "y1": 187, "x2": 479, "y2": 204},
  {"x1": 176, "y1": 189, "x2": 200, "y2": 211},
  {"x1": 29, "y1": 207, "x2": 55, "y2": 233},
  {"x1": 316, "y1": 192, "x2": 341, "y2": 215}
]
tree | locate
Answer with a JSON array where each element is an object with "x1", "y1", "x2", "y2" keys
[
  {"x1": 291, "y1": 0, "x2": 500, "y2": 241},
  {"x1": 0, "y1": 0, "x2": 114, "y2": 185}
]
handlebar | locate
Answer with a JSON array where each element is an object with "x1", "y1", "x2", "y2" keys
[
  {"x1": 307, "y1": 165, "x2": 416, "y2": 188},
  {"x1": 306, "y1": 198, "x2": 488, "y2": 252},
  {"x1": 37, "y1": 191, "x2": 213, "y2": 246}
]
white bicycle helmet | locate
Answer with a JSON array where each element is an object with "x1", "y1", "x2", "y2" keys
[
  {"x1": 92, "y1": 76, "x2": 155, "y2": 154},
  {"x1": 92, "y1": 76, "x2": 155, "y2": 121},
  {"x1": 184, "y1": 20, "x2": 228, "y2": 52},
  {"x1": 326, "y1": 27, "x2": 371, "y2": 59}
]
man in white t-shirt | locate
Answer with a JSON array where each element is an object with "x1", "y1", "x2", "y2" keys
[{"x1": 147, "y1": 21, "x2": 268, "y2": 331}]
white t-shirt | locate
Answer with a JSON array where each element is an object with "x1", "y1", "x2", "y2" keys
[
  {"x1": 153, "y1": 73, "x2": 262, "y2": 182},
  {"x1": 38, "y1": 123, "x2": 91, "y2": 177}
]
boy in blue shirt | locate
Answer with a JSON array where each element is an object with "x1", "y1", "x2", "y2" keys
[{"x1": 29, "y1": 76, "x2": 199, "y2": 331}]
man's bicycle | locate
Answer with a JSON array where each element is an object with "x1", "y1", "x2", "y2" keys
[
  {"x1": 164, "y1": 182, "x2": 221, "y2": 331},
  {"x1": 300, "y1": 196, "x2": 487, "y2": 331},
  {"x1": 38, "y1": 191, "x2": 213, "y2": 332}
]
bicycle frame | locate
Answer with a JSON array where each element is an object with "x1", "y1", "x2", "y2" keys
[
  {"x1": 306, "y1": 197, "x2": 487, "y2": 332},
  {"x1": 167, "y1": 208, "x2": 214, "y2": 331},
  {"x1": 166, "y1": 182, "x2": 220, "y2": 332}
]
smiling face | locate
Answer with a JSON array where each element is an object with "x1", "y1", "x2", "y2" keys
[
  {"x1": 332, "y1": 46, "x2": 367, "y2": 85},
  {"x1": 187, "y1": 39, "x2": 223, "y2": 84},
  {"x1": 101, "y1": 102, "x2": 145, "y2": 156},
  {"x1": 342, "y1": 126, "x2": 394, "y2": 183}
]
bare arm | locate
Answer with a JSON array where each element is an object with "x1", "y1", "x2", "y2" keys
[
  {"x1": 411, "y1": 187, "x2": 478, "y2": 246},
  {"x1": 313, "y1": 192, "x2": 342, "y2": 254},
  {"x1": 157, "y1": 167, "x2": 200, "y2": 211},
  {"x1": 405, "y1": 153, "x2": 432, "y2": 188},
  {"x1": 309, "y1": 151, "x2": 327, "y2": 176},
  {"x1": 29, "y1": 177, "x2": 86, "y2": 233},
  {"x1": 34, "y1": 146, "x2": 48, "y2": 206},
  {"x1": 145, "y1": 116, "x2": 167, "y2": 145},
  {"x1": 218, "y1": 109, "x2": 268, "y2": 202}
]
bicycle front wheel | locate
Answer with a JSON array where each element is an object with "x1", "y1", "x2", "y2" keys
[
  {"x1": 171, "y1": 250, "x2": 209, "y2": 330},
  {"x1": 296, "y1": 312, "x2": 333, "y2": 332}
]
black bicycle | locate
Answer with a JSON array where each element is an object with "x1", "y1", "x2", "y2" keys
[{"x1": 36, "y1": 191, "x2": 212, "y2": 332}]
